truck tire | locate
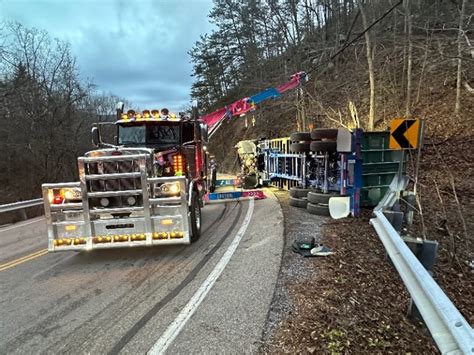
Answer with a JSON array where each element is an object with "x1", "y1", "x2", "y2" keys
[
  {"x1": 190, "y1": 191, "x2": 201, "y2": 242},
  {"x1": 209, "y1": 169, "x2": 217, "y2": 193},
  {"x1": 289, "y1": 187, "x2": 310, "y2": 198},
  {"x1": 289, "y1": 196, "x2": 308, "y2": 208},
  {"x1": 310, "y1": 141, "x2": 337, "y2": 153},
  {"x1": 310, "y1": 128, "x2": 338, "y2": 140},
  {"x1": 290, "y1": 142, "x2": 310, "y2": 153},
  {"x1": 243, "y1": 174, "x2": 258, "y2": 189},
  {"x1": 290, "y1": 132, "x2": 311, "y2": 142},
  {"x1": 308, "y1": 191, "x2": 340, "y2": 205},
  {"x1": 307, "y1": 202, "x2": 330, "y2": 216}
]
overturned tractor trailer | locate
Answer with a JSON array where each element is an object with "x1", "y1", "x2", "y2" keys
[
  {"x1": 42, "y1": 103, "x2": 217, "y2": 252},
  {"x1": 247, "y1": 128, "x2": 404, "y2": 217}
]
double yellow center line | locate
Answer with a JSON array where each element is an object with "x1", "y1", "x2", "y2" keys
[{"x1": 0, "y1": 249, "x2": 48, "y2": 272}]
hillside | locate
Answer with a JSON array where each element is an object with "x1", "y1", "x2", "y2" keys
[{"x1": 198, "y1": 0, "x2": 473, "y2": 343}]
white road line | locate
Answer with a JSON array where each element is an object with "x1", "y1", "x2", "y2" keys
[
  {"x1": 0, "y1": 217, "x2": 44, "y2": 233},
  {"x1": 148, "y1": 199, "x2": 255, "y2": 355}
]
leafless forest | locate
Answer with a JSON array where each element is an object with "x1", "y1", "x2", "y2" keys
[{"x1": 0, "y1": 22, "x2": 127, "y2": 203}]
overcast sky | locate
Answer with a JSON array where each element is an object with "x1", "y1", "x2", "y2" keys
[{"x1": 0, "y1": 0, "x2": 215, "y2": 111}]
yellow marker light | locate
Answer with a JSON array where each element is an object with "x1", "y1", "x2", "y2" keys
[
  {"x1": 53, "y1": 239, "x2": 58, "y2": 246},
  {"x1": 65, "y1": 225, "x2": 76, "y2": 231},
  {"x1": 140, "y1": 234, "x2": 146, "y2": 240},
  {"x1": 80, "y1": 238, "x2": 86, "y2": 244},
  {"x1": 135, "y1": 114, "x2": 142, "y2": 120},
  {"x1": 114, "y1": 235, "x2": 120, "y2": 242},
  {"x1": 74, "y1": 238, "x2": 80, "y2": 244},
  {"x1": 170, "y1": 232, "x2": 176, "y2": 238},
  {"x1": 97, "y1": 236, "x2": 103, "y2": 243},
  {"x1": 122, "y1": 235, "x2": 128, "y2": 241},
  {"x1": 127, "y1": 109, "x2": 135, "y2": 118},
  {"x1": 161, "y1": 232, "x2": 168, "y2": 238},
  {"x1": 178, "y1": 231, "x2": 184, "y2": 238},
  {"x1": 161, "y1": 219, "x2": 174, "y2": 226},
  {"x1": 105, "y1": 236, "x2": 111, "y2": 242},
  {"x1": 121, "y1": 113, "x2": 128, "y2": 120}
]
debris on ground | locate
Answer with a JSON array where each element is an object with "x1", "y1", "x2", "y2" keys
[
  {"x1": 310, "y1": 245, "x2": 334, "y2": 257},
  {"x1": 262, "y1": 191, "x2": 438, "y2": 353}
]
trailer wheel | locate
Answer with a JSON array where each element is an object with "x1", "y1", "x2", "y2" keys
[
  {"x1": 307, "y1": 202, "x2": 330, "y2": 216},
  {"x1": 289, "y1": 187, "x2": 310, "y2": 198},
  {"x1": 290, "y1": 142, "x2": 310, "y2": 153},
  {"x1": 190, "y1": 191, "x2": 201, "y2": 242},
  {"x1": 290, "y1": 132, "x2": 311, "y2": 142},
  {"x1": 310, "y1": 141, "x2": 337, "y2": 153},
  {"x1": 308, "y1": 191, "x2": 341, "y2": 205},
  {"x1": 310, "y1": 128, "x2": 338, "y2": 140},
  {"x1": 289, "y1": 196, "x2": 308, "y2": 208}
]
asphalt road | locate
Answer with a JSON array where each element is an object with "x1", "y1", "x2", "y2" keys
[{"x1": 0, "y1": 190, "x2": 284, "y2": 354}]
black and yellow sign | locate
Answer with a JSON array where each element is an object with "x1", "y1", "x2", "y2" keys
[{"x1": 389, "y1": 119, "x2": 420, "y2": 149}]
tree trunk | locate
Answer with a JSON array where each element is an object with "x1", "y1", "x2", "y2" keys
[
  {"x1": 360, "y1": 3, "x2": 375, "y2": 131},
  {"x1": 455, "y1": 0, "x2": 466, "y2": 115},
  {"x1": 405, "y1": 0, "x2": 413, "y2": 118}
]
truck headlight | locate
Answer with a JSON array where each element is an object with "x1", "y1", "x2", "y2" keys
[
  {"x1": 159, "y1": 182, "x2": 180, "y2": 196},
  {"x1": 60, "y1": 187, "x2": 81, "y2": 201}
]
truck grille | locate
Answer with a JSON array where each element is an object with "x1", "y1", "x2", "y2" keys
[{"x1": 84, "y1": 157, "x2": 144, "y2": 208}]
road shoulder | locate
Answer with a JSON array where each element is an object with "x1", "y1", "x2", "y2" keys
[{"x1": 167, "y1": 189, "x2": 284, "y2": 353}]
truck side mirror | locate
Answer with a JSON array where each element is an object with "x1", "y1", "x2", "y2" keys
[{"x1": 91, "y1": 126, "x2": 100, "y2": 147}]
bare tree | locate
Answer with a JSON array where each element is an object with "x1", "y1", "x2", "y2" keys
[
  {"x1": 404, "y1": 0, "x2": 413, "y2": 118},
  {"x1": 454, "y1": 0, "x2": 467, "y2": 115},
  {"x1": 360, "y1": 2, "x2": 375, "y2": 131}
]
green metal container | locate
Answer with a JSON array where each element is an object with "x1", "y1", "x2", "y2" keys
[{"x1": 360, "y1": 131, "x2": 404, "y2": 207}]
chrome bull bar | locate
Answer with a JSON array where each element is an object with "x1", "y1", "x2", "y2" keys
[{"x1": 42, "y1": 154, "x2": 190, "y2": 252}]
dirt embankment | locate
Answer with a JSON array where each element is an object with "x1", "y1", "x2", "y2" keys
[{"x1": 263, "y1": 191, "x2": 440, "y2": 354}]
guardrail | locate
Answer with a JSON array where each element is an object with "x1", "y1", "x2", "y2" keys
[
  {"x1": 0, "y1": 198, "x2": 43, "y2": 220},
  {"x1": 370, "y1": 176, "x2": 474, "y2": 354}
]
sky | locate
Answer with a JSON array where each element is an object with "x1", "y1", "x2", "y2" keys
[{"x1": 0, "y1": 0, "x2": 215, "y2": 111}]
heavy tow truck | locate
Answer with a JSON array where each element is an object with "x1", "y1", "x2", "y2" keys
[{"x1": 42, "y1": 103, "x2": 216, "y2": 251}]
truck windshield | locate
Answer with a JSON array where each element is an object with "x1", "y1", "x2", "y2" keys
[{"x1": 118, "y1": 122, "x2": 181, "y2": 148}]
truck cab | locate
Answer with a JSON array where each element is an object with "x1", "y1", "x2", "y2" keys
[{"x1": 42, "y1": 104, "x2": 216, "y2": 252}]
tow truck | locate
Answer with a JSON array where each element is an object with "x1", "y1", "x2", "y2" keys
[{"x1": 42, "y1": 103, "x2": 216, "y2": 251}]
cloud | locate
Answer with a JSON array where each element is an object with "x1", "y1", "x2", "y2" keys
[{"x1": 0, "y1": 0, "x2": 214, "y2": 111}]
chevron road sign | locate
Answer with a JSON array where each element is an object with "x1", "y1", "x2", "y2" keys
[{"x1": 389, "y1": 119, "x2": 421, "y2": 149}]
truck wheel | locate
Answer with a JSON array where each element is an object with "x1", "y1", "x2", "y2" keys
[
  {"x1": 307, "y1": 202, "x2": 330, "y2": 216},
  {"x1": 308, "y1": 191, "x2": 341, "y2": 205},
  {"x1": 310, "y1": 128, "x2": 338, "y2": 140},
  {"x1": 290, "y1": 142, "x2": 310, "y2": 153},
  {"x1": 290, "y1": 132, "x2": 311, "y2": 142},
  {"x1": 289, "y1": 196, "x2": 308, "y2": 208},
  {"x1": 310, "y1": 141, "x2": 337, "y2": 153},
  {"x1": 243, "y1": 174, "x2": 258, "y2": 189},
  {"x1": 190, "y1": 192, "x2": 201, "y2": 242},
  {"x1": 209, "y1": 169, "x2": 217, "y2": 193},
  {"x1": 289, "y1": 187, "x2": 310, "y2": 198}
]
